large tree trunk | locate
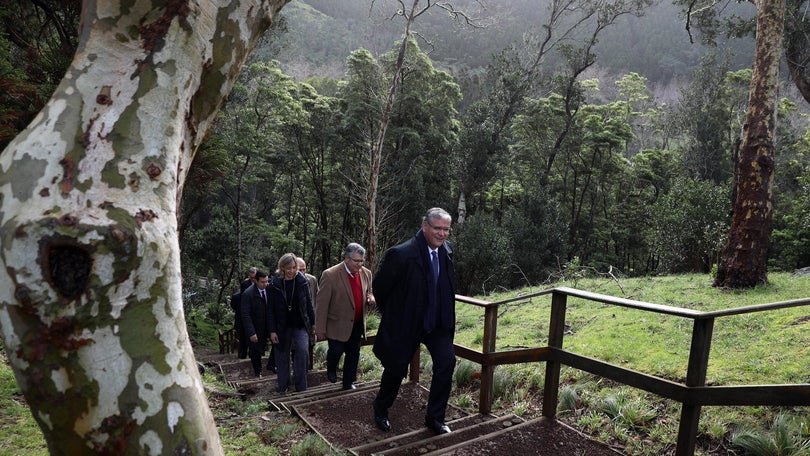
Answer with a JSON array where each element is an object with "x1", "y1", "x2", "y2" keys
[
  {"x1": 714, "y1": 0, "x2": 784, "y2": 289},
  {"x1": 0, "y1": 0, "x2": 288, "y2": 454}
]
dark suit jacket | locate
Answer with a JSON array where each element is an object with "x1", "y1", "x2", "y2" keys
[
  {"x1": 240, "y1": 283, "x2": 268, "y2": 345},
  {"x1": 372, "y1": 229, "x2": 455, "y2": 367},
  {"x1": 267, "y1": 272, "x2": 316, "y2": 334},
  {"x1": 316, "y1": 261, "x2": 373, "y2": 342}
]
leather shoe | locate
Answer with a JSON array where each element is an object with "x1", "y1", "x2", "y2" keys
[
  {"x1": 326, "y1": 371, "x2": 337, "y2": 383},
  {"x1": 424, "y1": 416, "x2": 451, "y2": 435},
  {"x1": 342, "y1": 384, "x2": 356, "y2": 390},
  {"x1": 374, "y1": 414, "x2": 391, "y2": 432}
]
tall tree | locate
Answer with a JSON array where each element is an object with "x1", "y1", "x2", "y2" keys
[
  {"x1": 714, "y1": 0, "x2": 785, "y2": 288},
  {"x1": 0, "y1": 1, "x2": 289, "y2": 454}
]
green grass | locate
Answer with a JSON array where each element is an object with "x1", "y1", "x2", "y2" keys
[
  {"x1": 453, "y1": 272, "x2": 810, "y2": 455},
  {"x1": 0, "y1": 350, "x2": 47, "y2": 456}
]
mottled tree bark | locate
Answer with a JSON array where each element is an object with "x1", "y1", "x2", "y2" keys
[
  {"x1": 714, "y1": 0, "x2": 784, "y2": 288},
  {"x1": 0, "y1": 0, "x2": 288, "y2": 454}
]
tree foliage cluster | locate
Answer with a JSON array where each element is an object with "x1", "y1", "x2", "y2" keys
[
  {"x1": 180, "y1": 1, "x2": 810, "y2": 305},
  {"x1": 1, "y1": 0, "x2": 808, "y2": 304}
]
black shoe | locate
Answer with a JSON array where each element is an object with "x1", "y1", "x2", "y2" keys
[
  {"x1": 374, "y1": 414, "x2": 391, "y2": 432},
  {"x1": 326, "y1": 371, "x2": 337, "y2": 383},
  {"x1": 342, "y1": 384, "x2": 356, "y2": 390},
  {"x1": 266, "y1": 364, "x2": 276, "y2": 373},
  {"x1": 424, "y1": 416, "x2": 451, "y2": 435}
]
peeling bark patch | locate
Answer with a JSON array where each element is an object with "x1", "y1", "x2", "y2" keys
[
  {"x1": 39, "y1": 188, "x2": 50, "y2": 197},
  {"x1": 9, "y1": 156, "x2": 47, "y2": 201},
  {"x1": 96, "y1": 86, "x2": 113, "y2": 106},
  {"x1": 80, "y1": 117, "x2": 96, "y2": 149},
  {"x1": 128, "y1": 172, "x2": 140, "y2": 192},
  {"x1": 146, "y1": 163, "x2": 161, "y2": 179},
  {"x1": 93, "y1": 414, "x2": 137, "y2": 455},
  {"x1": 135, "y1": 209, "x2": 157, "y2": 227},
  {"x1": 59, "y1": 156, "x2": 75, "y2": 195},
  {"x1": 58, "y1": 214, "x2": 78, "y2": 227},
  {"x1": 46, "y1": 244, "x2": 92, "y2": 300},
  {"x1": 138, "y1": 0, "x2": 192, "y2": 55},
  {"x1": 19, "y1": 317, "x2": 90, "y2": 362}
]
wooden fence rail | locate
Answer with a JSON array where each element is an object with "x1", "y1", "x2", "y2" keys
[{"x1": 373, "y1": 287, "x2": 810, "y2": 456}]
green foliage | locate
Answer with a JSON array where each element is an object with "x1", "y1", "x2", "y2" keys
[
  {"x1": 453, "y1": 359, "x2": 478, "y2": 388},
  {"x1": 646, "y1": 177, "x2": 730, "y2": 273},
  {"x1": 290, "y1": 434, "x2": 343, "y2": 456},
  {"x1": 732, "y1": 413, "x2": 810, "y2": 456},
  {"x1": 453, "y1": 212, "x2": 512, "y2": 295}
]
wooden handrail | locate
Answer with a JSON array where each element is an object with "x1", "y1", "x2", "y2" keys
[
  {"x1": 444, "y1": 287, "x2": 810, "y2": 456},
  {"x1": 366, "y1": 287, "x2": 810, "y2": 456}
]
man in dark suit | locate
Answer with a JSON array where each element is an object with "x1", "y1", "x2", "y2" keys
[
  {"x1": 315, "y1": 243, "x2": 375, "y2": 390},
  {"x1": 372, "y1": 208, "x2": 456, "y2": 435},
  {"x1": 231, "y1": 266, "x2": 258, "y2": 360},
  {"x1": 240, "y1": 270, "x2": 270, "y2": 377}
]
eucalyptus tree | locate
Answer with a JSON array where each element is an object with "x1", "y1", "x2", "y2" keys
[
  {"x1": 339, "y1": 38, "x2": 461, "y2": 263},
  {"x1": 364, "y1": 0, "x2": 480, "y2": 267},
  {"x1": 454, "y1": 0, "x2": 652, "y2": 225},
  {"x1": 714, "y1": 0, "x2": 785, "y2": 288},
  {"x1": 0, "y1": 0, "x2": 290, "y2": 454},
  {"x1": 280, "y1": 81, "x2": 344, "y2": 270}
]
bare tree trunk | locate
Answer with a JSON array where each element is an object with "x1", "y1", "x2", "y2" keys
[
  {"x1": 366, "y1": 0, "x2": 421, "y2": 268},
  {"x1": 714, "y1": 0, "x2": 785, "y2": 288},
  {"x1": 0, "y1": 0, "x2": 288, "y2": 454}
]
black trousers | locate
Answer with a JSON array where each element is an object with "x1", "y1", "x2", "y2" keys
[
  {"x1": 327, "y1": 321, "x2": 363, "y2": 387},
  {"x1": 247, "y1": 339, "x2": 266, "y2": 376},
  {"x1": 373, "y1": 329, "x2": 456, "y2": 422}
]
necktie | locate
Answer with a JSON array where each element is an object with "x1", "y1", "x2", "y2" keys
[
  {"x1": 431, "y1": 250, "x2": 439, "y2": 287},
  {"x1": 260, "y1": 290, "x2": 266, "y2": 303},
  {"x1": 424, "y1": 250, "x2": 440, "y2": 333}
]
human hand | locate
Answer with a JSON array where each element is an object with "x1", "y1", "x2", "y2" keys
[{"x1": 270, "y1": 332, "x2": 279, "y2": 344}]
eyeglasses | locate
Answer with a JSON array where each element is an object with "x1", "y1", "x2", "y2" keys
[
  {"x1": 427, "y1": 223, "x2": 451, "y2": 234},
  {"x1": 348, "y1": 257, "x2": 365, "y2": 264}
]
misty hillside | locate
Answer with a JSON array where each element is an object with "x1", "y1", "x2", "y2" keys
[{"x1": 257, "y1": 0, "x2": 755, "y2": 89}]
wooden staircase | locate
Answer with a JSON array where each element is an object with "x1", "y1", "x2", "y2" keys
[{"x1": 198, "y1": 350, "x2": 624, "y2": 455}]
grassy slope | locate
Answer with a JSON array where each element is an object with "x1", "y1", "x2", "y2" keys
[
  {"x1": 452, "y1": 272, "x2": 810, "y2": 455},
  {"x1": 1, "y1": 272, "x2": 808, "y2": 455}
]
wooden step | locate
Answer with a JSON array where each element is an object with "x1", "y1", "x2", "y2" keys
[
  {"x1": 430, "y1": 416, "x2": 626, "y2": 455},
  {"x1": 292, "y1": 382, "x2": 470, "y2": 450},
  {"x1": 351, "y1": 413, "x2": 501, "y2": 456}
]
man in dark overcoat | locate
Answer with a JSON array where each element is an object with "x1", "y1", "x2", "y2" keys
[{"x1": 372, "y1": 208, "x2": 456, "y2": 435}]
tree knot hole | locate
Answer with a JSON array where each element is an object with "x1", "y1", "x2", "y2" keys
[{"x1": 46, "y1": 244, "x2": 92, "y2": 301}]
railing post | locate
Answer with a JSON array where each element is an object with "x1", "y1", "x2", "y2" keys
[
  {"x1": 675, "y1": 317, "x2": 714, "y2": 456},
  {"x1": 542, "y1": 291, "x2": 567, "y2": 418},
  {"x1": 479, "y1": 303, "x2": 498, "y2": 414}
]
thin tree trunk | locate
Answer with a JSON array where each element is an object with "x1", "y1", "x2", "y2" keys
[
  {"x1": 366, "y1": 0, "x2": 420, "y2": 269},
  {"x1": 714, "y1": 0, "x2": 785, "y2": 288},
  {"x1": 0, "y1": 0, "x2": 288, "y2": 453}
]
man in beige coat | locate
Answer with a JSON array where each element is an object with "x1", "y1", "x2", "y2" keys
[{"x1": 315, "y1": 243, "x2": 375, "y2": 389}]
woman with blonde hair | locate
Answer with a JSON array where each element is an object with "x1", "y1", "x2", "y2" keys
[{"x1": 267, "y1": 253, "x2": 316, "y2": 392}]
